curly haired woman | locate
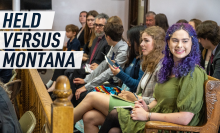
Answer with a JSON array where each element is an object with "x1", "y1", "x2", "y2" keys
[
  {"x1": 73, "y1": 26, "x2": 166, "y2": 133},
  {"x1": 99, "y1": 23, "x2": 207, "y2": 133}
]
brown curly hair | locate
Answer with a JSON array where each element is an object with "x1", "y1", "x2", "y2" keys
[
  {"x1": 196, "y1": 20, "x2": 220, "y2": 46},
  {"x1": 141, "y1": 26, "x2": 165, "y2": 73}
]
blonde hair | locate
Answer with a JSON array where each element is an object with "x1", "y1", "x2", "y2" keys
[
  {"x1": 88, "y1": 31, "x2": 96, "y2": 48},
  {"x1": 141, "y1": 26, "x2": 165, "y2": 72}
]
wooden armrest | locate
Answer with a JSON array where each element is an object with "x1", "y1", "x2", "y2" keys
[{"x1": 145, "y1": 121, "x2": 202, "y2": 132}]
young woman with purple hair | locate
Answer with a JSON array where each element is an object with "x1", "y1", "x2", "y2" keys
[{"x1": 99, "y1": 23, "x2": 208, "y2": 133}]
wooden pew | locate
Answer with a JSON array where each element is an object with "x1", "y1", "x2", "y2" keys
[
  {"x1": 16, "y1": 69, "x2": 74, "y2": 133},
  {"x1": 145, "y1": 76, "x2": 220, "y2": 133}
]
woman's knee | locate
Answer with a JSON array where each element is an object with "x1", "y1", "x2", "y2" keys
[
  {"x1": 85, "y1": 92, "x2": 97, "y2": 100},
  {"x1": 83, "y1": 111, "x2": 98, "y2": 124},
  {"x1": 109, "y1": 127, "x2": 121, "y2": 133}
]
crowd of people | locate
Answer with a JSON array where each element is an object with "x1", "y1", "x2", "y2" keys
[
  {"x1": 43, "y1": 10, "x2": 220, "y2": 133},
  {"x1": 0, "y1": 9, "x2": 220, "y2": 133}
]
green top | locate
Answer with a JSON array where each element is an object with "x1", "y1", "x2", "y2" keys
[
  {"x1": 151, "y1": 66, "x2": 207, "y2": 126},
  {"x1": 117, "y1": 66, "x2": 208, "y2": 133}
]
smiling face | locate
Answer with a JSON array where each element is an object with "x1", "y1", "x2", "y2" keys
[
  {"x1": 168, "y1": 29, "x2": 192, "y2": 62},
  {"x1": 140, "y1": 32, "x2": 154, "y2": 56}
]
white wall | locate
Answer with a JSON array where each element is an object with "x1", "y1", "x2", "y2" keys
[
  {"x1": 52, "y1": 0, "x2": 129, "y2": 42},
  {"x1": 149, "y1": 0, "x2": 220, "y2": 26}
]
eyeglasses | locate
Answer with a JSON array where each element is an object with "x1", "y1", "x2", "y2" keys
[{"x1": 93, "y1": 23, "x2": 104, "y2": 27}]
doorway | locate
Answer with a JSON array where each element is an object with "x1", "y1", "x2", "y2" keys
[{"x1": 128, "y1": 0, "x2": 148, "y2": 29}]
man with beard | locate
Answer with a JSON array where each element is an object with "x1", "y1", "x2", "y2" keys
[
  {"x1": 72, "y1": 21, "x2": 128, "y2": 107},
  {"x1": 88, "y1": 13, "x2": 110, "y2": 70},
  {"x1": 68, "y1": 13, "x2": 111, "y2": 106}
]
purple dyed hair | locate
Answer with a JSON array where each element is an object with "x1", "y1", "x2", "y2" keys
[{"x1": 158, "y1": 23, "x2": 201, "y2": 83}]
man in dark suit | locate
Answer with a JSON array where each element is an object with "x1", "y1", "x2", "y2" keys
[
  {"x1": 197, "y1": 20, "x2": 220, "y2": 79},
  {"x1": 69, "y1": 13, "x2": 111, "y2": 106}
]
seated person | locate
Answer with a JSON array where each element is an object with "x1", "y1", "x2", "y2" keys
[
  {"x1": 92, "y1": 25, "x2": 145, "y2": 94},
  {"x1": 74, "y1": 25, "x2": 146, "y2": 132},
  {"x1": 82, "y1": 10, "x2": 99, "y2": 62},
  {"x1": 63, "y1": 11, "x2": 99, "y2": 80},
  {"x1": 72, "y1": 22, "x2": 128, "y2": 106},
  {"x1": 0, "y1": 81, "x2": 22, "y2": 133},
  {"x1": 67, "y1": 13, "x2": 111, "y2": 105},
  {"x1": 73, "y1": 26, "x2": 165, "y2": 133},
  {"x1": 77, "y1": 11, "x2": 87, "y2": 50},
  {"x1": 99, "y1": 23, "x2": 207, "y2": 133},
  {"x1": 47, "y1": 24, "x2": 80, "y2": 92},
  {"x1": 196, "y1": 20, "x2": 220, "y2": 79}
]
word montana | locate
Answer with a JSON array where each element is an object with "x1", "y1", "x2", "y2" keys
[{"x1": 0, "y1": 51, "x2": 83, "y2": 69}]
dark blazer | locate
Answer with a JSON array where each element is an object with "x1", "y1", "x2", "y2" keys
[
  {"x1": 0, "y1": 69, "x2": 12, "y2": 83},
  {"x1": 200, "y1": 49, "x2": 207, "y2": 69},
  {"x1": 77, "y1": 28, "x2": 85, "y2": 49},
  {"x1": 0, "y1": 86, "x2": 22, "y2": 133},
  {"x1": 83, "y1": 40, "x2": 91, "y2": 56},
  {"x1": 207, "y1": 43, "x2": 220, "y2": 79},
  {"x1": 87, "y1": 36, "x2": 111, "y2": 65}
]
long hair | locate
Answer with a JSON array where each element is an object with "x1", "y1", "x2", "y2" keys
[
  {"x1": 125, "y1": 26, "x2": 145, "y2": 68},
  {"x1": 155, "y1": 13, "x2": 169, "y2": 32},
  {"x1": 141, "y1": 26, "x2": 165, "y2": 72},
  {"x1": 158, "y1": 23, "x2": 201, "y2": 83},
  {"x1": 84, "y1": 10, "x2": 98, "y2": 45}
]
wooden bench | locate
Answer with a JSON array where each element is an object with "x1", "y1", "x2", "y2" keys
[{"x1": 145, "y1": 76, "x2": 220, "y2": 133}]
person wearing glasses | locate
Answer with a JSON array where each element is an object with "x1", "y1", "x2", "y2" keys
[
  {"x1": 99, "y1": 23, "x2": 207, "y2": 133},
  {"x1": 69, "y1": 13, "x2": 111, "y2": 107},
  {"x1": 73, "y1": 22, "x2": 128, "y2": 107}
]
